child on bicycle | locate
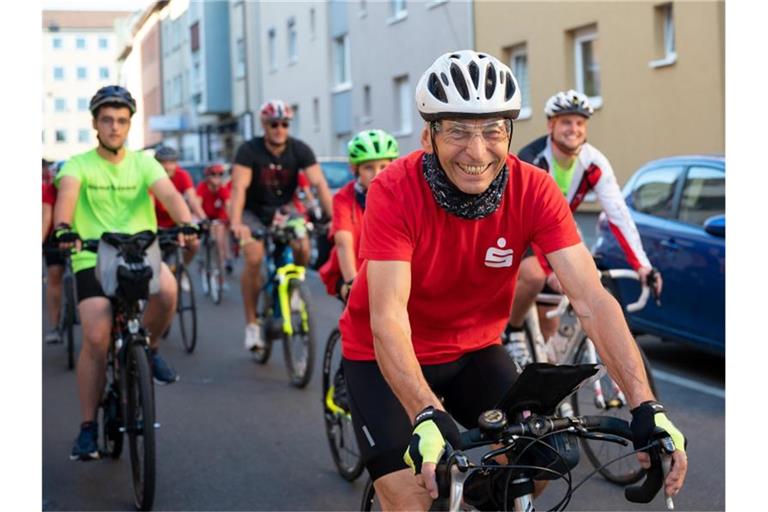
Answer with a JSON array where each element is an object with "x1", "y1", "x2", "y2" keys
[
  {"x1": 196, "y1": 163, "x2": 232, "y2": 289},
  {"x1": 319, "y1": 129, "x2": 399, "y2": 302}
]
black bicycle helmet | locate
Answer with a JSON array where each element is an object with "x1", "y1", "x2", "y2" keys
[
  {"x1": 89, "y1": 85, "x2": 137, "y2": 116},
  {"x1": 154, "y1": 146, "x2": 179, "y2": 162}
]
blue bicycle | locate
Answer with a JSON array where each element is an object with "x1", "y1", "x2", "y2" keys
[{"x1": 251, "y1": 217, "x2": 316, "y2": 388}]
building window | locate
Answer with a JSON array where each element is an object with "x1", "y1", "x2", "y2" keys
[
  {"x1": 53, "y1": 67, "x2": 64, "y2": 80},
  {"x1": 363, "y1": 84, "x2": 372, "y2": 122},
  {"x1": 268, "y1": 28, "x2": 277, "y2": 71},
  {"x1": 573, "y1": 25, "x2": 601, "y2": 107},
  {"x1": 312, "y1": 97, "x2": 320, "y2": 132},
  {"x1": 333, "y1": 34, "x2": 351, "y2": 88},
  {"x1": 55, "y1": 129, "x2": 67, "y2": 143},
  {"x1": 287, "y1": 18, "x2": 297, "y2": 64},
  {"x1": 78, "y1": 129, "x2": 90, "y2": 143},
  {"x1": 394, "y1": 75, "x2": 412, "y2": 135},
  {"x1": 78, "y1": 97, "x2": 88, "y2": 111},
  {"x1": 650, "y1": 3, "x2": 677, "y2": 68},
  {"x1": 508, "y1": 44, "x2": 531, "y2": 119},
  {"x1": 236, "y1": 38, "x2": 246, "y2": 79},
  {"x1": 309, "y1": 8, "x2": 316, "y2": 40},
  {"x1": 98, "y1": 37, "x2": 108, "y2": 49},
  {"x1": 52, "y1": 37, "x2": 62, "y2": 49},
  {"x1": 54, "y1": 98, "x2": 67, "y2": 112},
  {"x1": 99, "y1": 67, "x2": 110, "y2": 80},
  {"x1": 77, "y1": 66, "x2": 87, "y2": 80},
  {"x1": 291, "y1": 104, "x2": 300, "y2": 137},
  {"x1": 391, "y1": 0, "x2": 407, "y2": 18},
  {"x1": 76, "y1": 36, "x2": 86, "y2": 49},
  {"x1": 190, "y1": 21, "x2": 200, "y2": 52}
]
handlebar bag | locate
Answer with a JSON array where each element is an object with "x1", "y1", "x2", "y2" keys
[{"x1": 96, "y1": 233, "x2": 161, "y2": 300}]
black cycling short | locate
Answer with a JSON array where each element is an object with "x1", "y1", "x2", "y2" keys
[
  {"x1": 343, "y1": 344, "x2": 519, "y2": 481},
  {"x1": 43, "y1": 237, "x2": 64, "y2": 267},
  {"x1": 75, "y1": 267, "x2": 107, "y2": 303}
]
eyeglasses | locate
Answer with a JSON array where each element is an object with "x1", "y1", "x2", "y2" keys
[
  {"x1": 433, "y1": 119, "x2": 511, "y2": 146},
  {"x1": 270, "y1": 121, "x2": 290, "y2": 129}
]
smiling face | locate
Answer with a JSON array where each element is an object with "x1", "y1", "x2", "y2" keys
[
  {"x1": 92, "y1": 105, "x2": 131, "y2": 150},
  {"x1": 422, "y1": 118, "x2": 511, "y2": 195},
  {"x1": 547, "y1": 114, "x2": 588, "y2": 155}
]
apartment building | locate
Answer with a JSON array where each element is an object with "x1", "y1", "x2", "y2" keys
[
  {"x1": 42, "y1": 10, "x2": 132, "y2": 161},
  {"x1": 474, "y1": 1, "x2": 725, "y2": 193}
]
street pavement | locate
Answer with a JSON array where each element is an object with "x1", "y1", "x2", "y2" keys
[{"x1": 42, "y1": 218, "x2": 724, "y2": 511}]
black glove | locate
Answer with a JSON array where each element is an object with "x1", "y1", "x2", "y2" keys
[
  {"x1": 179, "y1": 223, "x2": 200, "y2": 236},
  {"x1": 630, "y1": 400, "x2": 687, "y2": 453},
  {"x1": 403, "y1": 406, "x2": 461, "y2": 475},
  {"x1": 53, "y1": 223, "x2": 78, "y2": 244}
]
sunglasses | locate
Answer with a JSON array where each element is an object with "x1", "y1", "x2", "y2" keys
[
  {"x1": 270, "y1": 121, "x2": 290, "y2": 129},
  {"x1": 208, "y1": 172, "x2": 225, "y2": 177}
]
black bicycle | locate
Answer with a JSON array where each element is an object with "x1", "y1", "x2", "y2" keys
[
  {"x1": 322, "y1": 326, "x2": 364, "y2": 481},
  {"x1": 158, "y1": 226, "x2": 198, "y2": 354},
  {"x1": 81, "y1": 231, "x2": 159, "y2": 511},
  {"x1": 361, "y1": 363, "x2": 675, "y2": 511},
  {"x1": 250, "y1": 216, "x2": 317, "y2": 388}
]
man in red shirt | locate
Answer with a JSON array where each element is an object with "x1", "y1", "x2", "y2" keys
[
  {"x1": 338, "y1": 50, "x2": 687, "y2": 510},
  {"x1": 196, "y1": 163, "x2": 231, "y2": 287},
  {"x1": 154, "y1": 146, "x2": 207, "y2": 271},
  {"x1": 319, "y1": 129, "x2": 399, "y2": 301},
  {"x1": 43, "y1": 159, "x2": 64, "y2": 343}
]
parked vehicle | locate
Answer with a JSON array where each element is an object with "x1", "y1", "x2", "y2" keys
[
  {"x1": 318, "y1": 157, "x2": 354, "y2": 194},
  {"x1": 592, "y1": 155, "x2": 725, "y2": 354}
]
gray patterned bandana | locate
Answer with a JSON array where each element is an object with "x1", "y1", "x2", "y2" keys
[{"x1": 422, "y1": 152, "x2": 507, "y2": 220}]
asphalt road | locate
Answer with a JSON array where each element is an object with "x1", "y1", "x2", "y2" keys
[{"x1": 42, "y1": 220, "x2": 725, "y2": 511}]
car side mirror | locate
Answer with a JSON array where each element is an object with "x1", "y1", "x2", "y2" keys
[{"x1": 703, "y1": 214, "x2": 725, "y2": 238}]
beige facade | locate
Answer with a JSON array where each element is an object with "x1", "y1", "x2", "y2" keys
[
  {"x1": 474, "y1": 1, "x2": 724, "y2": 206},
  {"x1": 42, "y1": 11, "x2": 132, "y2": 161}
]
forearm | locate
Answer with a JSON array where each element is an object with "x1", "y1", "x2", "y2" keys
[
  {"x1": 229, "y1": 186, "x2": 246, "y2": 225},
  {"x1": 576, "y1": 289, "x2": 655, "y2": 407},
  {"x1": 334, "y1": 232, "x2": 357, "y2": 281},
  {"x1": 186, "y1": 192, "x2": 207, "y2": 219},
  {"x1": 316, "y1": 182, "x2": 334, "y2": 217},
  {"x1": 164, "y1": 194, "x2": 193, "y2": 225},
  {"x1": 372, "y1": 314, "x2": 442, "y2": 420}
]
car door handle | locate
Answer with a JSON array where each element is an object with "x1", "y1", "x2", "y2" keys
[{"x1": 660, "y1": 239, "x2": 679, "y2": 250}]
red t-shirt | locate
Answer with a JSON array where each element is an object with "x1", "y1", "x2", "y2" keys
[
  {"x1": 339, "y1": 150, "x2": 581, "y2": 365},
  {"x1": 43, "y1": 183, "x2": 57, "y2": 238},
  {"x1": 154, "y1": 167, "x2": 194, "y2": 228},
  {"x1": 319, "y1": 180, "x2": 364, "y2": 295},
  {"x1": 196, "y1": 181, "x2": 231, "y2": 221}
]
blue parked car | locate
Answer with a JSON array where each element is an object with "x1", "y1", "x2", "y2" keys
[{"x1": 592, "y1": 155, "x2": 725, "y2": 354}]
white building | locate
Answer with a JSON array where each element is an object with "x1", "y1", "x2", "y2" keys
[{"x1": 42, "y1": 10, "x2": 134, "y2": 161}]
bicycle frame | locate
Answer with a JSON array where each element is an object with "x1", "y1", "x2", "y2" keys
[{"x1": 261, "y1": 230, "x2": 309, "y2": 337}]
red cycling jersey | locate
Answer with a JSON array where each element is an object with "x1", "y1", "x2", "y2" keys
[
  {"x1": 154, "y1": 167, "x2": 194, "y2": 228},
  {"x1": 339, "y1": 150, "x2": 581, "y2": 365},
  {"x1": 319, "y1": 180, "x2": 364, "y2": 295},
  {"x1": 196, "y1": 181, "x2": 230, "y2": 221}
]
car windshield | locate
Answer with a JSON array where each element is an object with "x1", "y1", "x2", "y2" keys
[{"x1": 321, "y1": 161, "x2": 354, "y2": 190}]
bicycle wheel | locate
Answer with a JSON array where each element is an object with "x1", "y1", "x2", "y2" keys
[
  {"x1": 60, "y1": 272, "x2": 76, "y2": 370},
  {"x1": 176, "y1": 265, "x2": 198, "y2": 354},
  {"x1": 251, "y1": 286, "x2": 273, "y2": 364},
  {"x1": 322, "y1": 328, "x2": 364, "y2": 481},
  {"x1": 100, "y1": 382, "x2": 124, "y2": 459},
  {"x1": 125, "y1": 343, "x2": 156, "y2": 511},
  {"x1": 570, "y1": 335, "x2": 658, "y2": 485},
  {"x1": 360, "y1": 477, "x2": 380, "y2": 511},
  {"x1": 209, "y1": 244, "x2": 223, "y2": 305},
  {"x1": 282, "y1": 278, "x2": 316, "y2": 388}
]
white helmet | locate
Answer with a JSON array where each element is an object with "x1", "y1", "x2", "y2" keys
[
  {"x1": 415, "y1": 50, "x2": 521, "y2": 121},
  {"x1": 544, "y1": 89, "x2": 594, "y2": 118}
]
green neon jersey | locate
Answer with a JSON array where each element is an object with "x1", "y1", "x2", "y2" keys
[
  {"x1": 551, "y1": 157, "x2": 577, "y2": 197},
  {"x1": 55, "y1": 149, "x2": 166, "y2": 272}
]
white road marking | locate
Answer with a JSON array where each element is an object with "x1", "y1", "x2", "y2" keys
[{"x1": 651, "y1": 369, "x2": 725, "y2": 399}]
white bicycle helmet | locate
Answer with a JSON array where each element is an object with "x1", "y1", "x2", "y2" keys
[
  {"x1": 260, "y1": 100, "x2": 294, "y2": 121},
  {"x1": 415, "y1": 50, "x2": 521, "y2": 121},
  {"x1": 544, "y1": 89, "x2": 594, "y2": 118}
]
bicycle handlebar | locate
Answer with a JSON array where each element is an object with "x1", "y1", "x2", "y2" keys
[
  {"x1": 436, "y1": 413, "x2": 673, "y2": 511},
  {"x1": 544, "y1": 269, "x2": 650, "y2": 319}
]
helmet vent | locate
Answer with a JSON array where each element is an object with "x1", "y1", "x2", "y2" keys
[
  {"x1": 478, "y1": 53, "x2": 487, "y2": 59},
  {"x1": 485, "y1": 62, "x2": 497, "y2": 100},
  {"x1": 504, "y1": 72, "x2": 516, "y2": 101},
  {"x1": 354, "y1": 143, "x2": 367, "y2": 154},
  {"x1": 450, "y1": 63, "x2": 470, "y2": 101},
  {"x1": 449, "y1": 53, "x2": 461, "y2": 59},
  {"x1": 468, "y1": 61, "x2": 480, "y2": 89},
  {"x1": 428, "y1": 73, "x2": 448, "y2": 103},
  {"x1": 372, "y1": 140, "x2": 380, "y2": 153},
  {"x1": 440, "y1": 72, "x2": 449, "y2": 85}
]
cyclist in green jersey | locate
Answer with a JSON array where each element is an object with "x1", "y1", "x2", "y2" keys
[{"x1": 54, "y1": 85, "x2": 197, "y2": 461}]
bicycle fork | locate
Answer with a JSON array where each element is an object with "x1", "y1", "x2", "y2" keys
[{"x1": 276, "y1": 264, "x2": 308, "y2": 336}]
